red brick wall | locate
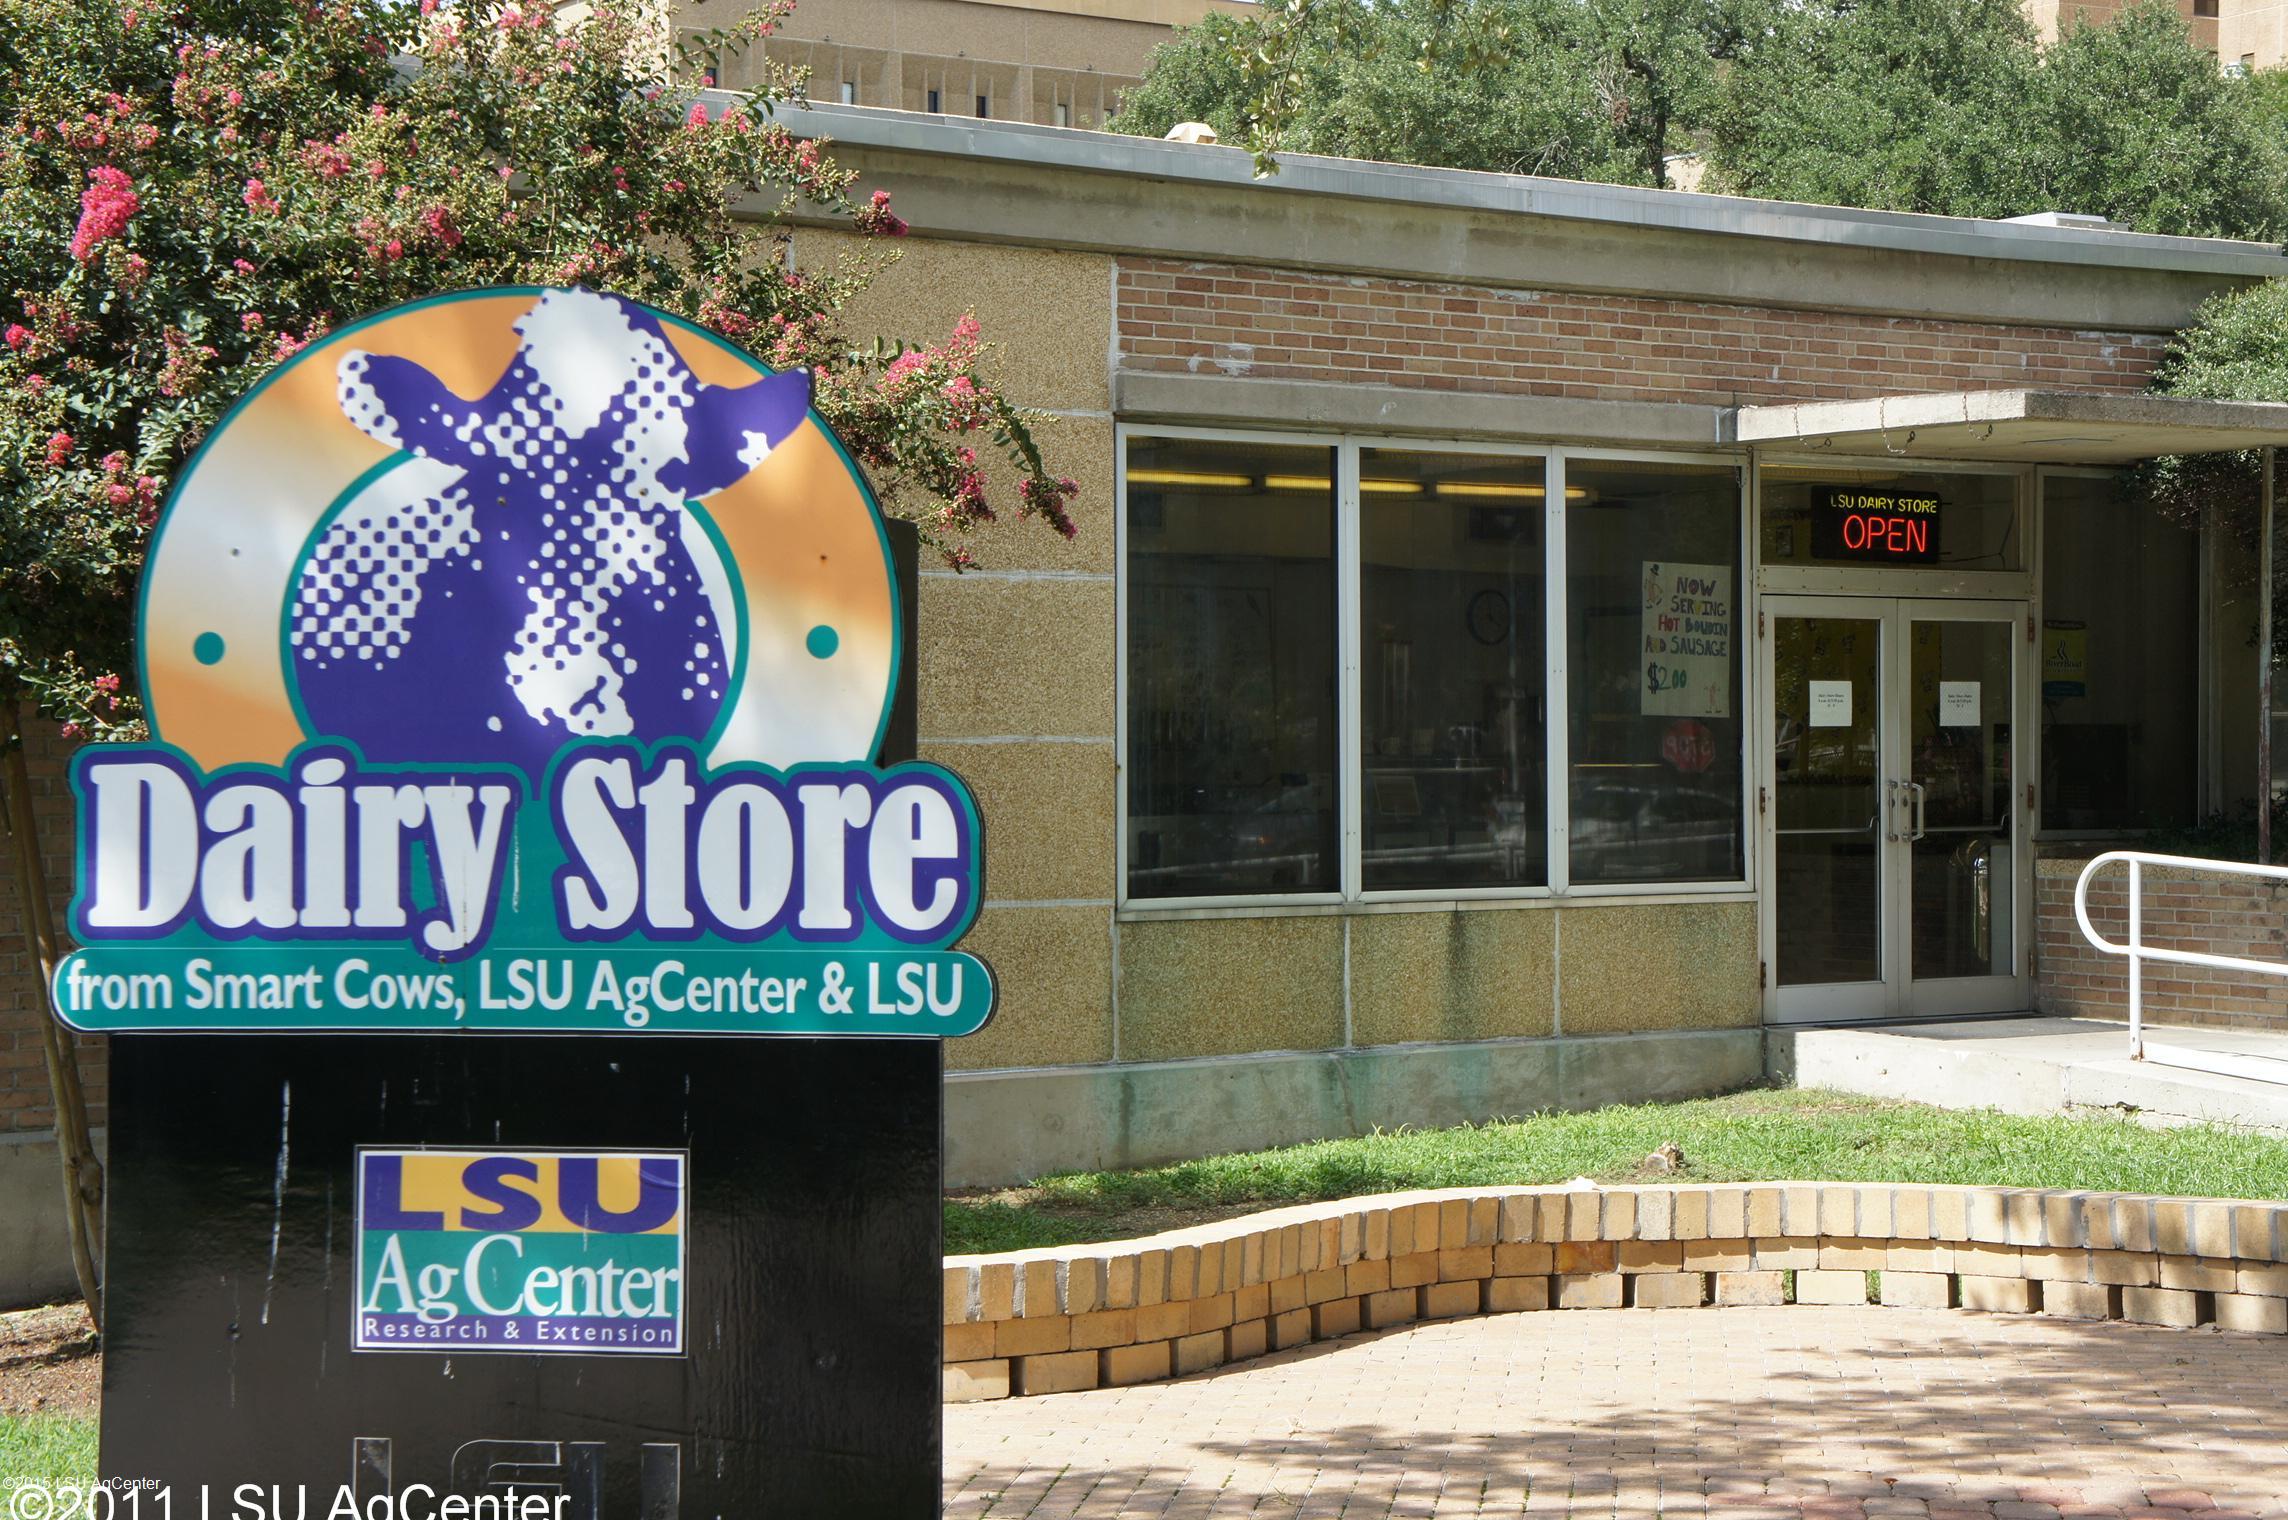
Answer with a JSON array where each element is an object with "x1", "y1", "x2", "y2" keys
[
  {"x1": 2035, "y1": 861, "x2": 2288, "y2": 1031},
  {"x1": 1116, "y1": 260, "x2": 2171, "y2": 405},
  {"x1": 0, "y1": 720, "x2": 104, "y2": 1135}
]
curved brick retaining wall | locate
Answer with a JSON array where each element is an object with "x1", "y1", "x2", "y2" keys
[{"x1": 942, "y1": 1182, "x2": 2288, "y2": 1401}]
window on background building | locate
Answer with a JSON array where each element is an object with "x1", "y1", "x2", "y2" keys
[
  {"x1": 1566, "y1": 459, "x2": 1745, "y2": 886},
  {"x1": 926, "y1": 88, "x2": 941, "y2": 113},
  {"x1": 1055, "y1": 102, "x2": 1071, "y2": 128},
  {"x1": 1359, "y1": 449, "x2": 1549, "y2": 890},
  {"x1": 1760, "y1": 465, "x2": 2021, "y2": 573},
  {"x1": 976, "y1": 95, "x2": 990, "y2": 118},
  {"x1": 2038, "y1": 474, "x2": 2199, "y2": 834},
  {"x1": 2196, "y1": 0, "x2": 2221, "y2": 17},
  {"x1": 1125, "y1": 438, "x2": 1340, "y2": 900},
  {"x1": 839, "y1": 80, "x2": 856, "y2": 104}
]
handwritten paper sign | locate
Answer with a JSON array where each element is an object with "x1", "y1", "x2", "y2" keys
[{"x1": 1641, "y1": 561, "x2": 1733, "y2": 718}]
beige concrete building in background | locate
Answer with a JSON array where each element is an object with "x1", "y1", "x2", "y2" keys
[
  {"x1": 2031, "y1": 0, "x2": 2288, "y2": 70},
  {"x1": 680, "y1": 0, "x2": 1251, "y2": 130}
]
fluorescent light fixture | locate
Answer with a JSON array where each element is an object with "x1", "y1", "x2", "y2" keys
[
  {"x1": 1434, "y1": 481, "x2": 1543, "y2": 500},
  {"x1": 1262, "y1": 474, "x2": 1333, "y2": 492},
  {"x1": 1360, "y1": 479, "x2": 1426, "y2": 494},
  {"x1": 1129, "y1": 469, "x2": 1254, "y2": 488}
]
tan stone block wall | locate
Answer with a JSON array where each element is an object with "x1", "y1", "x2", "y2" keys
[
  {"x1": 1555, "y1": 902, "x2": 1760, "y2": 1033},
  {"x1": 1115, "y1": 917, "x2": 1346, "y2": 1060},
  {"x1": 947, "y1": 907, "x2": 1113, "y2": 1069},
  {"x1": 798, "y1": 231, "x2": 1113, "y2": 415},
  {"x1": 924, "y1": 741, "x2": 1114, "y2": 904},
  {"x1": 1347, "y1": 910, "x2": 1556, "y2": 1045}
]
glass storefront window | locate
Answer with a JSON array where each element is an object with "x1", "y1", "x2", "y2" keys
[
  {"x1": 1566, "y1": 459, "x2": 1746, "y2": 885},
  {"x1": 2038, "y1": 474, "x2": 2198, "y2": 834},
  {"x1": 1761, "y1": 466, "x2": 2022, "y2": 572},
  {"x1": 1359, "y1": 450, "x2": 1548, "y2": 890},
  {"x1": 1125, "y1": 437, "x2": 1339, "y2": 899}
]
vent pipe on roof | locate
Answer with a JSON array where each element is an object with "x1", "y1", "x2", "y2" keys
[{"x1": 1165, "y1": 122, "x2": 1219, "y2": 145}]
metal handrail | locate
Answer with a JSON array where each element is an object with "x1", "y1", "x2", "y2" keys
[{"x1": 2072, "y1": 850, "x2": 2288, "y2": 1078}]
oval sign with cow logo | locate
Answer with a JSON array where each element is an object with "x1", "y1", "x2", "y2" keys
[{"x1": 55, "y1": 287, "x2": 994, "y2": 1037}]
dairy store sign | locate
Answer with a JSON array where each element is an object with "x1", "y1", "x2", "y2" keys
[{"x1": 54, "y1": 287, "x2": 993, "y2": 1036}]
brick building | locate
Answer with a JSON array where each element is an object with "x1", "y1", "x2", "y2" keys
[
  {"x1": 11, "y1": 105, "x2": 2288, "y2": 1304},
  {"x1": 762, "y1": 106, "x2": 2288, "y2": 1187}
]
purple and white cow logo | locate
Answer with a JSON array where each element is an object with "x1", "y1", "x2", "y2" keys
[{"x1": 288, "y1": 288, "x2": 811, "y2": 777}]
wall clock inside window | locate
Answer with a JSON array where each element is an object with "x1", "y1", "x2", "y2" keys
[{"x1": 1467, "y1": 588, "x2": 1510, "y2": 645}]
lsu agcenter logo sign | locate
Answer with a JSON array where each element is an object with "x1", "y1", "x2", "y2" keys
[
  {"x1": 356, "y1": 1148, "x2": 685, "y2": 1355},
  {"x1": 54, "y1": 287, "x2": 993, "y2": 1036}
]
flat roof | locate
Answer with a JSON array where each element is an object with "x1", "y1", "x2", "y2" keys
[
  {"x1": 767, "y1": 102, "x2": 2288, "y2": 284},
  {"x1": 1734, "y1": 390, "x2": 2288, "y2": 464}
]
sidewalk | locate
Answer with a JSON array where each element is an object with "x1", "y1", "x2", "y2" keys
[
  {"x1": 1771, "y1": 1017, "x2": 2288, "y2": 1133},
  {"x1": 946, "y1": 1305, "x2": 2288, "y2": 1518}
]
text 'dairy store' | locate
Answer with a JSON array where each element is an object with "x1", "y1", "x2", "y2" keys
[{"x1": 773, "y1": 104, "x2": 2288, "y2": 1183}]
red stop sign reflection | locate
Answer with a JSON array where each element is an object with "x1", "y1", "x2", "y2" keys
[{"x1": 1661, "y1": 718, "x2": 1716, "y2": 774}]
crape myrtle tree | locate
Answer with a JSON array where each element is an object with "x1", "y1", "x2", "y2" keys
[{"x1": 0, "y1": 0, "x2": 1081, "y2": 1324}]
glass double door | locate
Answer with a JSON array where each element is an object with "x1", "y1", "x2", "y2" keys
[{"x1": 1764, "y1": 596, "x2": 2027, "y2": 1023}]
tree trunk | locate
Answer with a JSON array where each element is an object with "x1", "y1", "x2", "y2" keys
[{"x1": 3, "y1": 701, "x2": 104, "y2": 1330}]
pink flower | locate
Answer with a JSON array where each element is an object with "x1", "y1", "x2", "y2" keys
[
  {"x1": 43, "y1": 431, "x2": 72, "y2": 466},
  {"x1": 383, "y1": 238, "x2": 403, "y2": 260},
  {"x1": 241, "y1": 177, "x2": 280, "y2": 213},
  {"x1": 94, "y1": 674, "x2": 121, "y2": 693},
  {"x1": 685, "y1": 102, "x2": 710, "y2": 131},
  {"x1": 23, "y1": 374, "x2": 46, "y2": 394},
  {"x1": 3, "y1": 324, "x2": 27, "y2": 349},
  {"x1": 100, "y1": 450, "x2": 127, "y2": 473},
  {"x1": 232, "y1": 258, "x2": 255, "y2": 275},
  {"x1": 60, "y1": 723, "x2": 83, "y2": 740},
  {"x1": 953, "y1": 314, "x2": 982, "y2": 342},
  {"x1": 69, "y1": 166, "x2": 139, "y2": 261},
  {"x1": 241, "y1": 312, "x2": 263, "y2": 331},
  {"x1": 420, "y1": 205, "x2": 463, "y2": 247}
]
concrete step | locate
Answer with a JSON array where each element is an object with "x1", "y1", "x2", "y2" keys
[{"x1": 1768, "y1": 1015, "x2": 2288, "y2": 1133}]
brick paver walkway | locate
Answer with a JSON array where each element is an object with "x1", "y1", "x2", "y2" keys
[{"x1": 946, "y1": 1306, "x2": 2288, "y2": 1519}]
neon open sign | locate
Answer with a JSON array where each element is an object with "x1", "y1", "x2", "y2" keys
[{"x1": 1812, "y1": 488, "x2": 1943, "y2": 564}]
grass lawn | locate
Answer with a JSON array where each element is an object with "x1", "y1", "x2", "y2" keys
[
  {"x1": 0, "y1": 1416, "x2": 96, "y2": 1485},
  {"x1": 944, "y1": 1087, "x2": 2288, "y2": 1254}
]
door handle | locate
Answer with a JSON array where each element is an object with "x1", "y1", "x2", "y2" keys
[
  {"x1": 1884, "y1": 779, "x2": 1899, "y2": 842},
  {"x1": 1907, "y1": 781, "x2": 1927, "y2": 842}
]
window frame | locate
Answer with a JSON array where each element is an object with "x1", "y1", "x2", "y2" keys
[{"x1": 1116, "y1": 425, "x2": 1758, "y2": 916}]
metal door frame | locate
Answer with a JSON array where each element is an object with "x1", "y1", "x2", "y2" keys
[{"x1": 1760, "y1": 594, "x2": 2034, "y2": 1024}]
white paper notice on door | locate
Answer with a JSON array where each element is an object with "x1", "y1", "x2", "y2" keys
[
  {"x1": 1939, "y1": 681, "x2": 1981, "y2": 727},
  {"x1": 1808, "y1": 680, "x2": 1852, "y2": 728}
]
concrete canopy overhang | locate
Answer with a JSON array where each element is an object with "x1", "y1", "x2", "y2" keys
[{"x1": 1733, "y1": 389, "x2": 2288, "y2": 465}]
